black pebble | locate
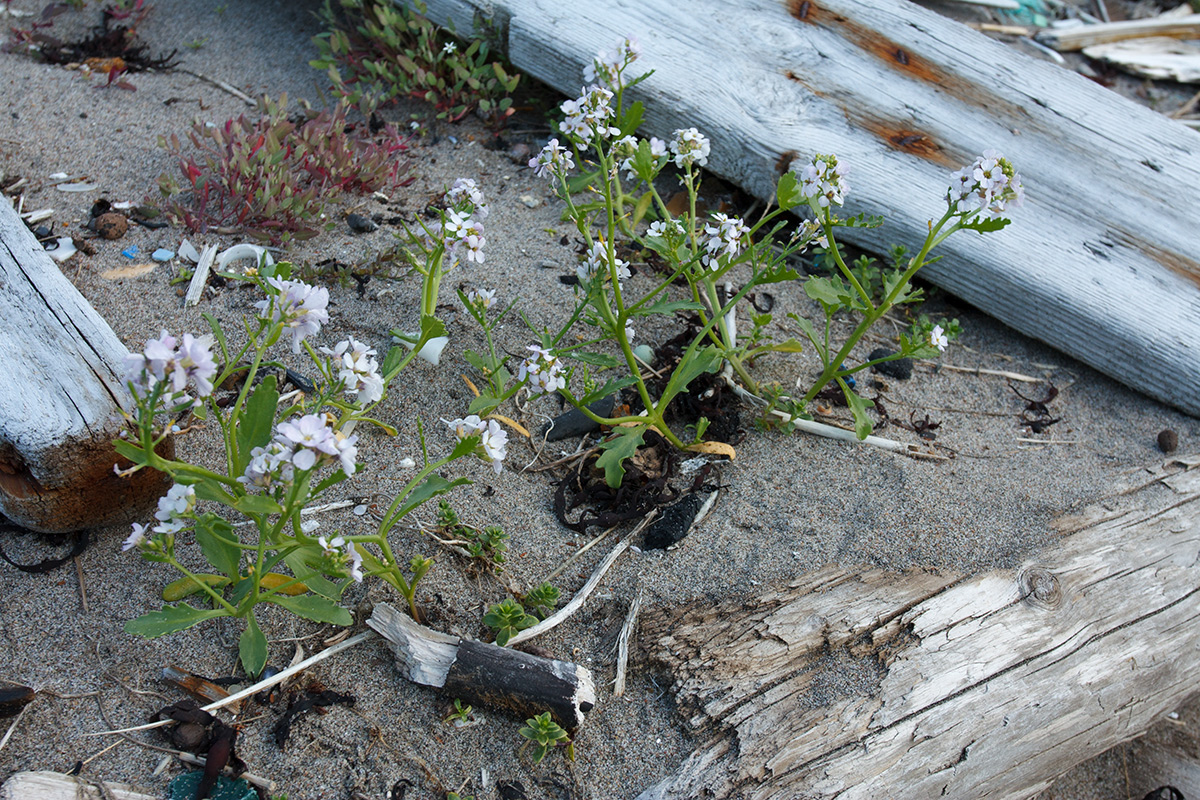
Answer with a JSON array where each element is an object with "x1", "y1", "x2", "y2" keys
[
  {"x1": 347, "y1": 213, "x2": 378, "y2": 233},
  {"x1": 869, "y1": 347, "x2": 913, "y2": 380},
  {"x1": 543, "y1": 395, "x2": 616, "y2": 441},
  {"x1": 1157, "y1": 429, "x2": 1179, "y2": 454},
  {"x1": 1143, "y1": 788, "x2": 1185, "y2": 800},
  {"x1": 644, "y1": 493, "x2": 707, "y2": 551}
]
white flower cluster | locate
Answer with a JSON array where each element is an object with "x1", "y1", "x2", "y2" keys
[
  {"x1": 701, "y1": 213, "x2": 751, "y2": 270},
  {"x1": 240, "y1": 413, "x2": 358, "y2": 491},
  {"x1": 930, "y1": 325, "x2": 949, "y2": 352},
  {"x1": 321, "y1": 338, "x2": 384, "y2": 406},
  {"x1": 444, "y1": 208, "x2": 486, "y2": 264},
  {"x1": 618, "y1": 135, "x2": 667, "y2": 181},
  {"x1": 647, "y1": 218, "x2": 684, "y2": 239},
  {"x1": 446, "y1": 177, "x2": 488, "y2": 221},
  {"x1": 466, "y1": 287, "x2": 496, "y2": 313},
  {"x1": 670, "y1": 128, "x2": 710, "y2": 169},
  {"x1": 124, "y1": 330, "x2": 217, "y2": 399},
  {"x1": 274, "y1": 414, "x2": 358, "y2": 475},
  {"x1": 318, "y1": 534, "x2": 363, "y2": 582},
  {"x1": 577, "y1": 241, "x2": 631, "y2": 287},
  {"x1": 518, "y1": 346, "x2": 566, "y2": 396},
  {"x1": 238, "y1": 441, "x2": 295, "y2": 491},
  {"x1": 794, "y1": 219, "x2": 828, "y2": 251},
  {"x1": 583, "y1": 36, "x2": 641, "y2": 87},
  {"x1": 529, "y1": 138, "x2": 576, "y2": 180},
  {"x1": 444, "y1": 414, "x2": 509, "y2": 474},
  {"x1": 560, "y1": 86, "x2": 620, "y2": 140},
  {"x1": 255, "y1": 278, "x2": 330, "y2": 353},
  {"x1": 123, "y1": 483, "x2": 196, "y2": 551},
  {"x1": 795, "y1": 154, "x2": 850, "y2": 208},
  {"x1": 948, "y1": 150, "x2": 1024, "y2": 217}
]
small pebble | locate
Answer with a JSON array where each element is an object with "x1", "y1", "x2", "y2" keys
[
  {"x1": 519, "y1": 194, "x2": 540, "y2": 208},
  {"x1": 94, "y1": 212, "x2": 128, "y2": 240},
  {"x1": 346, "y1": 213, "x2": 378, "y2": 233},
  {"x1": 633, "y1": 344, "x2": 654, "y2": 363},
  {"x1": 1157, "y1": 429, "x2": 1178, "y2": 454},
  {"x1": 868, "y1": 347, "x2": 913, "y2": 380},
  {"x1": 152, "y1": 248, "x2": 174, "y2": 262},
  {"x1": 353, "y1": 504, "x2": 368, "y2": 516},
  {"x1": 398, "y1": 457, "x2": 416, "y2": 469}
]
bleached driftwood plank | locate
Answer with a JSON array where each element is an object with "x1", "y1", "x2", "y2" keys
[
  {"x1": 634, "y1": 456, "x2": 1200, "y2": 799},
  {"x1": 415, "y1": 0, "x2": 1200, "y2": 417},
  {"x1": 0, "y1": 199, "x2": 170, "y2": 532},
  {"x1": 1037, "y1": 13, "x2": 1200, "y2": 51},
  {"x1": 0, "y1": 771, "x2": 156, "y2": 800}
]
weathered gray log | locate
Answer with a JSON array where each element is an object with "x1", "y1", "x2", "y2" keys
[
  {"x1": 0, "y1": 772, "x2": 156, "y2": 800},
  {"x1": 368, "y1": 602, "x2": 597, "y2": 732},
  {"x1": 1126, "y1": 693, "x2": 1200, "y2": 800},
  {"x1": 415, "y1": 0, "x2": 1200, "y2": 417},
  {"x1": 0, "y1": 199, "x2": 170, "y2": 532},
  {"x1": 633, "y1": 455, "x2": 1200, "y2": 799}
]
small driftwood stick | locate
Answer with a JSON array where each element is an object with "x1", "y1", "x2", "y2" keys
[
  {"x1": 1036, "y1": 14, "x2": 1200, "y2": 51},
  {"x1": 613, "y1": 589, "x2": 642, "y2": 697},
  {"x1": 183, "y1": 245, "x2": 217, "y2": 307},
  {"x1": 368, "y1": 603, "x2": 596, "y2": 733},
  {"x1": 90, "y1": 630, "x2": 375, "y2": 736}
]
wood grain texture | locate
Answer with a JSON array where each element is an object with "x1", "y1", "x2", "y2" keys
[
  {"x1": 0, "y1": 771, "x2": 156, "y2": 800},
  {"x1": 634, "y1": 456, "x2": 1200, "y2": 799},
  {"x1": 0, "y1": 200, "x2": 169, "y2": 531},
  {"x1": 415, "y1": 0, "x2": 1200, "y2": 416}
]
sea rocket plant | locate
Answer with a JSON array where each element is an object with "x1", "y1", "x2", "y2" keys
[
  {"x1": 115, "y1": 262, "x2": 490, "y2": 675},
  {"x1": 501, "y1": 37, "x2": 1022, "y2": 482}
]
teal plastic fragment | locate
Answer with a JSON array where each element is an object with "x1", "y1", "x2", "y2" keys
[{"x1": 167, "y1": 770, "x2": 257, "y2": 800}]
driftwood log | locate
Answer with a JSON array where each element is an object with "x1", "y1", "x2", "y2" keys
[
  {"x1": 0, "y1": 199, "x2": 170, "y2": 532},
  {"x1": 0, "y1": 772, "x2": 156, "y2": 800},
  {"x1": 368, "y1": 602, "x2": 596, "y2": 732},
  {"x1": 1126, "y1": 693, "x2": 1200, "y2": 800},
  {"x1": 414, "y1": 0, "x2": 1200, "y2": 417},
  {"x1": 633, "y1": 455, "x2": 1200, "y2": 799}
]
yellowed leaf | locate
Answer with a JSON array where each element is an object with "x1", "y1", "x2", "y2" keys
[
  {"x1": 685, "y1": 441, "x2": 737, "y2": 460},
  {"x1": 100, "y1": 263, "x2": 156, "y2": 280},
  {"x1": 488, "y1": 413, "x2": 531, "y2": 438}
]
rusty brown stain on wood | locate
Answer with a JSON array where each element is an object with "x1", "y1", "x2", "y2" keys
[
  {"x1": 1108, "y1": 227, "x2": 1200, "y2": 289},
  {"x1": 786, "y1": 0, "x2": 1032, "y2": 125},
  {"x1": 782, "y1": 69, "x2": 956, "y2": 166}
]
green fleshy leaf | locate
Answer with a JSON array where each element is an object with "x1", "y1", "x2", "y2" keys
[
  {"x1": 632, "y1": 191, "x2": 654, "y2": 228},
  {"x1": 283, "y1": 550, "x2": 341, "y2": 600},
  {"x1": 620, "y1": 100, "x2": 644, "y2": 136},
  {"x1": 640, "y1": 298, "x2": 705, "y2": 316},
  {"x1": 567, "y1": 351, "x2": 620, "y2": 368},
  {"x1": 112, "y1": 439, "x2": 149, "y2": 466},
  {"x1": 239, "y1": 614, "x2": 268, "y2": 677},
  {"x1": 466, "y1": 394, "x2": 504, "y2": 417},
  {"x1": 960, "y1": 215, "x2": 1010, "y2": 233},
  {"x1": 268, "y1": 593, "x2": 353, "y2": 626},
  {"x1": 194, "y1": 513, "x2": 242, "y2": 579},
  {"x1": 776, "y1": 170, "x2": 802, "y2": 210},
  {"x1": 576, "y1": 376, "x2": 639, "y2": 407},
  {"x1": 191, "y1": 480, "x2": 237, "y2": 508},
  {"x1": 658, "y1": 345, "x2": 722, "y2": 410},
  {"x1": 124, "y1": 603, "x2": 227, "y2": 638},
  {"x1": 231, "y1": 494, "x2": 283, "y2": 517},
  {"x1": 595, "y1": 426, "x2": 646, "y2": 489},
  {"x1": 392, "y1": 474, "x2": 471, "y2": 521},
  {"x1": 236, "y1": 374, "x2": 278, "y2": 476},
  {"x1": 843, "y1": 385, "x2": 875, "y2": 440}
]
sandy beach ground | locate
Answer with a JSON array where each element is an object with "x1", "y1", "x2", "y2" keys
[{"x1": 1, "y1": 1, "x2": 1197, "y2": 798}]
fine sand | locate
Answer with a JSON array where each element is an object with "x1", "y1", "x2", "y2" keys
[{"x1": 1, "y1": 1, "x2": 1197, "y2": 798}]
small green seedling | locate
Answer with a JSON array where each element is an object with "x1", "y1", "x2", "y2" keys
[
  {"x1": 519, "y1": 712, "x2": 573, "y2": 763},
  {"x1": 523, "y1": 583, "x2": 560, "y2": 620},
  {"x1": 444, "y1": 698, "x2": 474, "y2": 727},
  {"x1": 483, "y1": 598, "x2": 537, "y2": 647}
]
